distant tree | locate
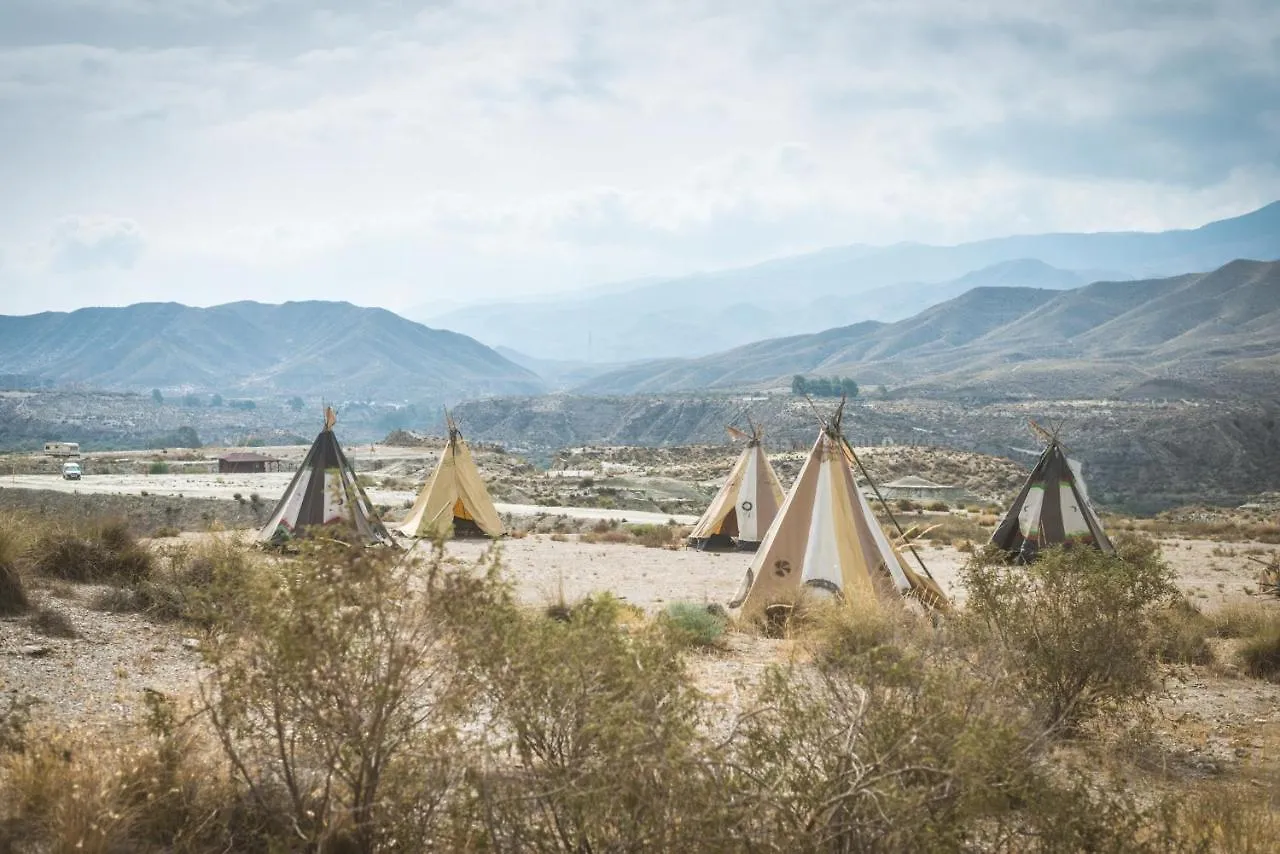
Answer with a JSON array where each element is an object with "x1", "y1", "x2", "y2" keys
[
  {"x1": 877, "y1": 384, "x2": 889, "y2": 398},
  {"x1": 210, "y1": 393, "x2": 223, "y2": 407},
  {"x1": 182, "y1": 393, "x2": 202, "y2": 407},
  {"x1": 791, "y1": 375, "x2": 808, "y2": 395},
  {"x1": 840, "y1": 377, "x2": 860, "y2": 399},
  {"x1": 288, "y1": 396, "x2": 305, "y2": 413},
  {"x1": 229, "y1": 399, "x2": 257, "y2": 411},
  {"x1": 174, "y1": 426, "x2": 202, "y2": 448},
  {"x1": 151, "y1": 388, "x2": 164, "y2": 404},
  {"x1": 808, "y1": 377, "x2": 833, "y2": 397}
]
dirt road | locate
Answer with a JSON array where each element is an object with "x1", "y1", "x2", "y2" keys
[{"x1": 0, "y1": 473, "x2": 698, "y2": 526}]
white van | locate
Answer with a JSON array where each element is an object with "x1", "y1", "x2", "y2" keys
[{"x1": 61, "y1": 461, "x2": 82, "y2": 480}]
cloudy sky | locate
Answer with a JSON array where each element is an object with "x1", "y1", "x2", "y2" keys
[{"x1": 2, "y1": 0, "x2": 1277, "y2": 316}]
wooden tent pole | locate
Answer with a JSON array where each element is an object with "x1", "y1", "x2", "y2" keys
[{"x1": 838, "y1": 432, "x2": 942, "y2": 587}]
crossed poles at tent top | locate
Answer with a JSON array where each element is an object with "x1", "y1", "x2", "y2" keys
[{"x1": 802, "y1": 393, "x2": 944, "y2": 589}]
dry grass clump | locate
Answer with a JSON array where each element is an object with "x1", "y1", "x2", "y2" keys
[
  {"x1": 27, "y1": 604, "x2": 78, "y2": 638},
  {"x1": 1234, "y1": 607, "x2": 1280, "y2": 682},
  {"x1": 1209, "y1": 601, "x2": 1279, "y2": 638},
  {"x1": 0, "y1": 558, "x2": 28, "y2": 617},
  {"x1": 29, "y1": 519, "x2": 154, "y2": 585},
  {"x1": 0, "y1": 517, "x2": 32, "y2": 616},
  {"x1": 579, "y1": 521, "x2": 689, "y2": 549},
  {"x1": 1151, "y1": 597, "x2": 1216, "y2": 665}
]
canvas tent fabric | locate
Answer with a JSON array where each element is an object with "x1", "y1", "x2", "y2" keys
[
  {"x1": 258, "y1": 409, "x2": 395, "y2": 546},
  {"x1": 688, "y1": 426, "x2": 786, "y2": 551},
  {"x1": 730, "y1": 425, "x2": 946, "y2": 615},
  {"x1": 990, "y1": 438, "x2": 1114, "y2": 561},
  {"x1": 397, "y1": 424, "x2": 505, "y2": 539}
]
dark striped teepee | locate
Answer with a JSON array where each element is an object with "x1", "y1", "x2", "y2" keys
[
  {"x1": 991, "y1": 428, "x2": 1113, "y2": 561},
  {"x1": 258, "y1": 408, "x2": 395, "y2": 547}
]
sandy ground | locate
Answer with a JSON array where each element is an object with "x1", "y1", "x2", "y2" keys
[{"x1": 0, "y1": 473, "x2": 698, "y2": 526}]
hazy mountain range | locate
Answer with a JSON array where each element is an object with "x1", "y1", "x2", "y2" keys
[
  {"x1": 417, "y1": 202, "x2": 1280, "y2": 362},
  {"x1": 578, "y1": 259, "x2": 1280, "y2": 400},
  {"x1": 0, "y1": 301, "x2": 544, "y2": 401}
]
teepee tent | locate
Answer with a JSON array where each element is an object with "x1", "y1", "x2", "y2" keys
[
  {"x1": 730, "y1": 404, "x2": 947, "y2": 615},
  {"x1": 990, "y1": 423, "x2": 1113, "y2": 561},
  {"x1": 259, "y1": 408, "x2": 395, "y2": 546},
  {"x1": 688, "y1": 421, "x2": 786, "y2": 551},
  {"x1": 397, "y1": 415, "x2": 505, "y2": 539}
]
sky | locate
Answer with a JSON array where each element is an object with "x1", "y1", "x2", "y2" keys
[{"x1": 1, "y1": 0, "x2": 1278, "y2": 317}]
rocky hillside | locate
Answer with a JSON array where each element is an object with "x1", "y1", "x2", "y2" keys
[
  {"x1": 0, "y1": 300, "x2": 544, "y2": 401},
  {"x1": 451, "y1": 393, "x2": 1280, "y2": 513},
  {"x1": 578, "y1": 259, "x2": 1280, "y2": 400}
]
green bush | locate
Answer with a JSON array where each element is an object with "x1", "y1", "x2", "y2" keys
[
  {"x1": 661, "y1": 602, "x2": 728, "y2": 648},
  {"x1": 147, "y1": 461, "x2": 170, "y2": 475},
  {"x1": 960, "y1": 537, "x2": 1176, "y2": 733}
]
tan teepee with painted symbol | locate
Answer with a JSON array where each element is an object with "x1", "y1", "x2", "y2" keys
[
  {"x1": 397, "y1": 413, "x2": 505, "y2": 540},
  {"x1": 729, "y1": 402, "x2": 947, "y2": 615},
  {"x1": 688, "y1": 420, "x2": 786, "y2": 551}
]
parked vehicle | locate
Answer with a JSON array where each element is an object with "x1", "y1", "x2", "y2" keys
[
  {"x1": 61, "y1": 462, "x2": 82, "y2": 480},
  {"x1": 45, "y1": 441, "x2": 80, "y2": 457}
]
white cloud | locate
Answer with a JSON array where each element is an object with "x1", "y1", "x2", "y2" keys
[
  {"x1": 49, "y1": 216, "x2": 146, "y2": 272},
  {"x1": 0, "y1": 0, "x2": 1277, "y2": 314}
]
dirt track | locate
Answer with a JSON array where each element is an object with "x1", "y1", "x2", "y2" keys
[{"x1": 0, "y1": 473, "x2": 698, "y2": 526}]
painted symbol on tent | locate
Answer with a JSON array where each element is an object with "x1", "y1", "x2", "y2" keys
[
  {"x1": 741, "y1": 500, "x2": 753, "y2": 512},
  {"x1": 773, "y1": 559, "x2": 792, "y2": 578}
]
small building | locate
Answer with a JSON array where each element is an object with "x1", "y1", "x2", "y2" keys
[
  {"x1": 217, "y1": 452, "x2": 282, "y2": 474},
  {"x1": 879, "y1": 475, "x2": 965, "y2": 502}
]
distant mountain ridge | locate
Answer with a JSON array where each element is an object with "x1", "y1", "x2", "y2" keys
[
  {"x1": 0, "y1": 301, "x2": 545, "y2": 401},
  {"x1": 421, "y1": 202, "x2": 1280, "y2": 362},
  {"x1": 577, "y1": 259, "x2": 1280, "y2": 399}
]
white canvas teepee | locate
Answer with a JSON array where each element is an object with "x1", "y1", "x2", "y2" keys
[
  {"x1": 688, "y1": 421, "x2": 785, "y2": 551},
  {"x1": 397, "y1": 415, "x2": 505, "y2": 540},
  {"x1": 730, "y1": 407, "x2": 947, "y2": 615},
  {"x1": 259, "y1": 407, "x2": 395, "y2": 546}
]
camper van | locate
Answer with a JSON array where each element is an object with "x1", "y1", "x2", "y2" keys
[
  {"x1": 61, "y1": 461, "x2": 82, "y2": 480},
  {"x1": 44, "y1": 442, "x2": 80, "y2": 457}
]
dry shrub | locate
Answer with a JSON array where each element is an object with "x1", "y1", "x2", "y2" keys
[
  {"x1": 732, "y1": 618, "x2": 1192, "y2": 853},
  {"x1": 1151, "y1": 596, "x2": 1215, "y2": 665},
  {"x1": 29, "y1": 519, "x2": 153, "y2": 585},
  {"x1": 0, "y1": 561, "x2": 28, "y2": 617},
  {"x1": 449, "y1": 589, "x2": 723, "y2": 851},
  {"x1": 27, "y1": 604, "x2": 77, "y2": 639},
  {"x1": 200, "y1": 539, "x2": 489, "y2": 852},
  {"x1": 1237, "y1": 623, "x2": 1280, "y2": 682},
  {"x1": 960, "y1": 536, "x2": 1176, "y2": 734},
  {"x1": 0, "y1": 518, "x2": 31, "y2": 616}
]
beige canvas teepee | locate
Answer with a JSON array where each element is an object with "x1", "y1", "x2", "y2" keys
[
  {"x1": 729, "y1": 405, "x2": 947, "y2": 614},
  {"x1": 688, "y1": 421, "x2": 786, "y2": 551},
  {"x1": 397, "y1": 415, "x2": 505, "y2": 539}
]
